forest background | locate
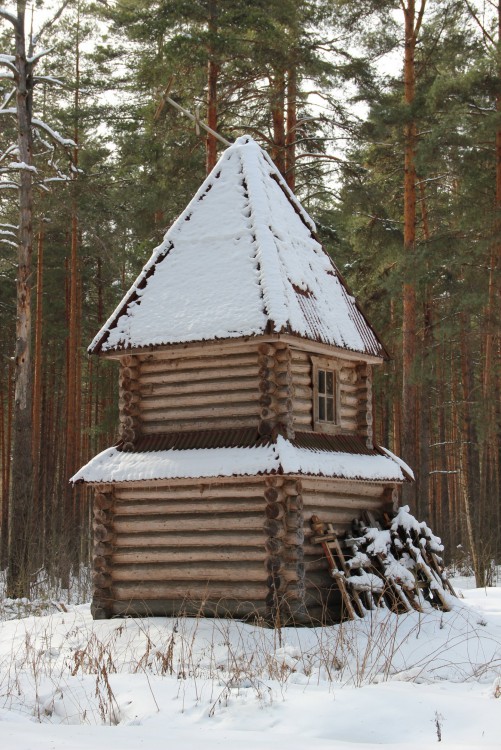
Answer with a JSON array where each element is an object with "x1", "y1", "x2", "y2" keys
[{"x1": 0, "y1": 0, "x2": 499, "y2": 597}]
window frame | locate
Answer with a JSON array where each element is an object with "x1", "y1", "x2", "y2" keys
[{"x1": 311, "y1": 356, "x2": 342, "y2": 434}]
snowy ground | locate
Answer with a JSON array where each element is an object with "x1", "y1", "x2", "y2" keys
[{"x1": 0, "y1": 579, "x2": 500, "y2": 749}]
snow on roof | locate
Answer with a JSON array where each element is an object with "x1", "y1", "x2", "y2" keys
[
  {"x1": 89, "y1": 136, "x2": 384, "y2": 358},
  {"x1": 71, "y1": 435, "x2": 406, "y2": 484}
]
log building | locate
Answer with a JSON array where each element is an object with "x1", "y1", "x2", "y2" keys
[{"x1": 72, "y1": 136, "x2": 413, "y2": 623}]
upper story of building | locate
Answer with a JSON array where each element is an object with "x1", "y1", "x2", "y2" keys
[{"x1": 87, "y1": 136, "x2": 386, "y2": 451}]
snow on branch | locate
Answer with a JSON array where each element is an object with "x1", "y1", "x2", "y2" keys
[
  {"x1": 0, "y1": 54, "x2": 17, "y2": 76},
  {"x1": 0, "y1": 144, "x2": 18, "y2": 164},
  {"x1": 27, "y1": 48, "x2": 53, "y2": 66},
  {"x1": 33, "y1": 75, "x2": 64, "y2": 87},
  {"x1": 32, "y1": 118, "x2": 77, "y2": 149},
  {"x1": 7, "y1": 161, "x2": 38, "y2": 173},
  {"x1": 0, "y1": 238, "x2": 17, "y2": 247},
  {"x1": 0, "y1": 7, "x2": 19, "y2": 27}
]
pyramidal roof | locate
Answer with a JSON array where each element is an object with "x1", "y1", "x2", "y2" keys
[{"x1": 89, "y1": 136, "x2": 385, "y2": 357}]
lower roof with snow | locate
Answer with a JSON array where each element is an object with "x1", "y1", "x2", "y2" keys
[
  {"x1": 89, "y1": 136, "x2": 385, "y2": 358},
  {"x1": 71, "y1": 433, "x2": 412, "y2": 485}
]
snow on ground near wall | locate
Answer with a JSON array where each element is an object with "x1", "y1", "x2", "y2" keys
[
  {"x1": 1, "y1": 580, "x2": 500, "y2": 749},
  {"x1": 71, "y1": 437, "x2": 406, "y2": 483}
]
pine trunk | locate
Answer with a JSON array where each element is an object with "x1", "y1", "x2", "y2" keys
[
  {"x1": 206, "y1": 0, "x2": 219, "y2": 173},
  {"x1": 285, "y1": 66, "x2": 297, "y2": 191},
  {"x1": 7, "y1": 1, "x2": 34, "y2": 598},
  {"x1": 401, "y1": 0, "x2": 423, "y2": 512}
]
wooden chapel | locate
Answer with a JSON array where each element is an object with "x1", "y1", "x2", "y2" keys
[{"x1": 72, "y1": 136, "x2": 413, "y2": 623}]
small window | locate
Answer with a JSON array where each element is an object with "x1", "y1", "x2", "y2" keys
[{"x1": 312, "y1": 358, "x2": 341, "y2": 433}]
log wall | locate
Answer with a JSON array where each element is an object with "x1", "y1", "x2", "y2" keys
[
  {"x1": 91, "y1": 475, "x2": 398, "y2": 623},
  {"x1": 91, "y1": 477, "x2": 308, "y2": 620},
  {"x1": 136, "y1": 348, "x2": 262, "y2": 434}
]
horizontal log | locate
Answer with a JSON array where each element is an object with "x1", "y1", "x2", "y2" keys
[
  {"x1": 140, "y1": 352, "x2": 259, "y2": 373},
  {"x1": 111, "y1": 599, "x2": 267, "y2": 618},
  {"x1": 113, "y1": 547, "x2": 266, "y2": 565},
  {"x1": 115, "y1": 484, "x2": 265, "y2": 501},
  {"x1": 140, "y1": 403, "x2": 260, "y2": 421},
  {"x1": 113, "y1": 513, "x2": 265, "y2": 534},
  {"x1": 292, "y1": 413, "x2": 312, "y2": 426},
  {"x1": 292, "y1": 384, "x2": 313, "y2": 400},
  {"x1": 139, "y1": 377, "x2": 259, "y2": 399},
  {"x1": 292, "y1": 397, "x2": 313, "y2": 414},
  {"x1": 141, "y1": 416, "x2": 258, "y2": 433},
  {"x1": 300, "y1": 493, "x2": 384, "y2": 510},
  {"x1": 111, "y1": 561, "x2": 266, "y2": 582},
  {"x1": 113, "y1": 498, "x2": 265, "y2": 515},
  {"x1": 340, "y1": 404, "x2": 358, "y2": 419},
  {"x1": 114, "y1": 530, "x2": 266, "y2": 548},
  {"x1": 301, "y1": 478, "x2": 385, "y2": 497},
  {"x1": 112, "y1": 581, "x2": 268, "y2": 601},
  {"x1": 340, "y1": 417, "x2": 358, "y2": 431},
  {"x1": 290, "y1": 362, "x2": 311, "y2": 375},
  {"x1": 341, "y1": 393, "x2": 359, "y2": 408},
  {"x1": 140, "y1": 392, "x2": 259, "y2": 412},
  {"x1": 139, "y1": 365, "x2": 258, "y2": 386}
]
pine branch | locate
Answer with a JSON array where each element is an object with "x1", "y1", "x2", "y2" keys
[{"x1": 31, "y1": 0, "x2": 72, "y2": 47}]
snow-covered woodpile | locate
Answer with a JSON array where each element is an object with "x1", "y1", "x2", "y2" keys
[
  {"x1": 73, "y1": 136, "x2": 416, "y2": 624},
  {"x1": 311, "y1": 506, "x2": 456, "y2": 619}
]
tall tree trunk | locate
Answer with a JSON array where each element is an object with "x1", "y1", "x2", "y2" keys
[
  {"x1": 206, "y1": 0, "x2": 219, "y2": 173},
  {"x1": 65, "y1": 8, "x2": 81, "y2": 578},
  {"x1": 401, "y1": 0, "x2": 426, "y2": 512},
  {"x1": 32, "y1": 223, "x2": 44, "y2": 528},
  {"x1": 6, "y1": 1, "x2": 35, "y2": 598},
  {"x1": 271, "y1": 69, "x2": 286, "y2": 177},
  {"x1": 285, "y1": 65, "x2": 297, "y2": 191}
]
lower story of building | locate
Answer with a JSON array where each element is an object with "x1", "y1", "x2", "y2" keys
[{"x1": 91, "y1": 474, "x2": 398, "y2": 624}]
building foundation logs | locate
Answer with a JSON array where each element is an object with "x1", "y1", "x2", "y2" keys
[
  {"x1": 92, "y1": 486, "x2": 115, "y2": 618},
  {"x1": 119, "y1": 355, "x2": 141, "y2": 449},
  {"x1": 257, "y1": 342, "x2": 294, "y2": 440},
  {"x1": 263, "y1": 476, "x2": 306, "y2": 624}
]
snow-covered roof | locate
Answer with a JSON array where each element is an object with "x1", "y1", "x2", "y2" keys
[
  {"x1": 89, "y1": 136, "x2": 385, "y2": 358},
  {"x1": 71, "y1": 435, "x2": 408, "y2": 484}
]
